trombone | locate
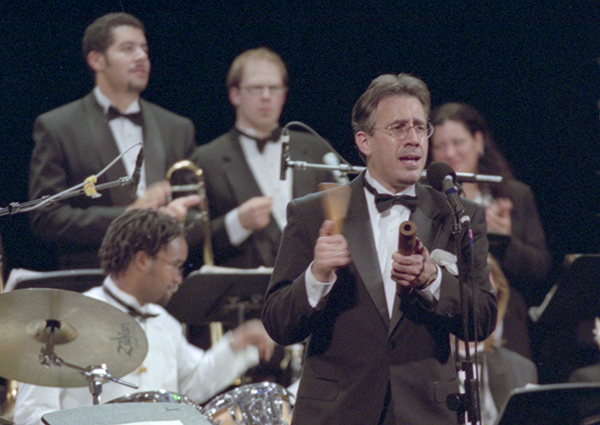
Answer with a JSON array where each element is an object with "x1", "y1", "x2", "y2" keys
[
  {"x1": 166, "y1": 160, "x2": 223, "y2": 345},
  {"x1": 166, "y1": 160, "x2": 214, "y2": 266}
]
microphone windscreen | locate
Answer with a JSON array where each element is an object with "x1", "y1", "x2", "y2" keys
[{"x1": 426, "y1": 161, "x2": 456, "y2": 191}]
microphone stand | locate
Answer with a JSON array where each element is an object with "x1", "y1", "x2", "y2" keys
[
  {"x1": 444, "y1": 215, "x2": 482, "y2": 424},
  {"x1": 281, "y1": 156, "x2": 502, "y2": 185},
  {"x1": 1, "y1": 141, "x2": 141, "y2": 217},
  {"x1": 0, "y1": 177, "x2": 134, "y2": 217},
  {"x1": 279, "y1": 121, "x2": 502, "y2": 185}
]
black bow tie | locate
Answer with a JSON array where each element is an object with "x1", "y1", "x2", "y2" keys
[
  {"x1": 106, "y1": 106, "x2": 144, "y2": 127},
  {"x1": 364, "y1": 178, "x2": 419, "y2": 213},
  {"x1": 103, "y1": 287, "x2": 159, "y2": 320},
  {"x1": 235, "y1": 127, "x2": 282, "y2": 153}
]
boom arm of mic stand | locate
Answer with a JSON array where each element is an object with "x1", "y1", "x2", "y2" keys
[
  {"x1": 0, "y1": 176, "x2": 134, "y2": 217},
  {"x1": 282, "y1": 159, "x2": 503, "y2": 184}
]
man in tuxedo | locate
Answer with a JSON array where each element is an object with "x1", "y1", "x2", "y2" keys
[
  {"x1": 262, "y1": 74, "x2": 498, "y2": 424},
  {"x1": 29, "y1": 13, "x2": 199, "y2": 270},
  {"x1": 190, "y1": 47, "x2": 334, "y2": 269}
]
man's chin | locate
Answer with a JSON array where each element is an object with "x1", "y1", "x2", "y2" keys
[
  {"x1": 157, "y1": 294, "x2": 171, "y2": 307},
  {"x1": 128, "y1": 82, "x2": 148, "y2": 93}
]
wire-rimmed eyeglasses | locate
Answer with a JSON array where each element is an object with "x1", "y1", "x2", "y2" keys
[{"x1": 372, "y1": 122, "x2": 434, "y2": 140}]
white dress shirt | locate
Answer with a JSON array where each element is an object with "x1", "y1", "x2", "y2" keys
[
  {"x1": 225, "y1": 123, "x2": 292, "y2": 246},
  {"x1": 93, "y1": 86, "x2": 146, "y2": 198},
  {"x1": 305, "y1": 171, "x2": 441, "y2": 314},
  {"x1": 13, "y1": 276, "x2": 260, "y2": 425}
]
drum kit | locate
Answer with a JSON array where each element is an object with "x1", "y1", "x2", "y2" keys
[{"x1": 0, "y1": 288, "x2": 293, "y2": 424}]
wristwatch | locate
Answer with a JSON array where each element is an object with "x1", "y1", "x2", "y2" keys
[{"x1": 418, "y1": 268, "x2": 438, "y2": 291}]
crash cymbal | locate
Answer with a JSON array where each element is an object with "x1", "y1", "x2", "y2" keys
[{"x1": 0, "y1": 288, "x2": 148, "y2": 387}]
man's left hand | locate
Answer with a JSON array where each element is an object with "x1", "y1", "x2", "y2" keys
[{"x1": 391, "y1": 239, "x2": 437, "y2": 292}]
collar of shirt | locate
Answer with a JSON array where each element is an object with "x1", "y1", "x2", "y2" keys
[
  {"x1": 363, "y1": 170, "x2": 416, "y2": 219},
  {"x1": 94, "y1": 86, "x2": 141, "y2": 115},
  {"x1": 236, "y1": 122, "x2": 291, "y2": 231},
  {"x1": 103, "y1": 275, "x2": 160, "y2": 317}
]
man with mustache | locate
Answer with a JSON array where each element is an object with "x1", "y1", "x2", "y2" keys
[
  {"x1": 28, "y1": 13, "x2": 199, "y2": 270},
  {"x1": 262, "y1": 74, "x2": 498, "y2": 424}
]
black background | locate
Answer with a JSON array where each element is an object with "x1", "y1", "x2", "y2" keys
[{"x1": 1, "y1": 0, "x2": 599, "y2": 281}]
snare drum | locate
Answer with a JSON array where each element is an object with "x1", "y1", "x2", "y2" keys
[
  {"x1": 201, "y1": 382, "x2": 292, "y2": 425},
  {"x1": 107, "y1": 389, "x2": 202, "y2": 412}
]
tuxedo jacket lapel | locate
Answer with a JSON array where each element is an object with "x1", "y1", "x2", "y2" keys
[
  {"x1": 343, "y1": 174, "x2": 390, "y2": 328},
  {"x1": 140, "y1": 99, "x2": 166, "y2": 185},
  {"x1": 82, "y1": 93, "x2": 132, "y2": 205},
  {"x1": 222, "y1": 133, "x2": 282, "y2": 265}
]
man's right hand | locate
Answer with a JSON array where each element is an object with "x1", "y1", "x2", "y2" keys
[
  {"x1": 237, "y1": 196, "x2": 273, "y2": 230},
  {"x1": 127, "y1": 180, "x2": 172, "y2": 210},
  {"x1": 230, "y1": 319, "x2": 275, "y2": 361},
  {"x1": 311, "y1": 220, "x2": 351, "y2": 282},
  {"x1": 127, "y1": 180, "x2": 201, "y2": 222}
]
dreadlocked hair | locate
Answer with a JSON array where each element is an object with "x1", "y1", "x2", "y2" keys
[{"x1": 99, "y1": 209, "x2": 184, "y2": 275}]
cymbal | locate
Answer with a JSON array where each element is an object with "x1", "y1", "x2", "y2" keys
[{"x1": 0, "y1": 288, "x2": 148, "y2": 387}]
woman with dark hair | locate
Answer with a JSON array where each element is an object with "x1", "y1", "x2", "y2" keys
[{"x1": 430, "y1": 102, "x2": 551, "y2": 359}]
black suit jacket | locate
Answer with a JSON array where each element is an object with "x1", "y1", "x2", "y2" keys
[
  {"x1": 488, "y1": 179, "x2": 551, "y2": 305},
  {"x1": 190, "y1": 128, "x2": 334, "y2": 268},
  {"x1": 262, "y1": 173, "x2": 498, "y2": 425},
  {"x1": 29, "y1": 91, "x2": 195, "y2": 268}
]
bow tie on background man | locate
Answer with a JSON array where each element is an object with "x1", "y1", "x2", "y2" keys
[
  {"x1": 236, "y1": 127, "x2": 282, "y2": 153},
  {"x1": 106, "y1": 106, "x2": 144, "y2": 127},
  {"x1": 364, "y1": 179, "x2": 419, "y2": 213}
]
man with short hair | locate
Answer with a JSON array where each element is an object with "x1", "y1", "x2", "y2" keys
[
  {"x1": 14, "y1": 208, "x2": 274, "y2": 425},
  {"x1": 29, "y1": 13, "x2": 199, "y2": 269},
  {"x1": 262, "y1": 73, "x2": 498, "y2": 424},
  {"x1": 190, "y1": 47, "x2": 334, "y2": 269}
]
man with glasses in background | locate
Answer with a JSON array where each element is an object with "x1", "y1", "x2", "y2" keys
[{"x1": 190, "y1": 47, "x2": 334, "y2": 270}]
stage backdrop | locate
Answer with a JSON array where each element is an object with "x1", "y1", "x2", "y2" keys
[{"x1": 1, "y1": 1, "x2": 599, "y2": 301}]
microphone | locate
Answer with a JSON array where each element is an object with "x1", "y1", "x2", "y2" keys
[
  {"x1": 322, "y1": 152, "x2": 351, "y2": 184},
  {"x1": 427, "y1": 162, "x2": 471, "y2": 227},
  {"x1": 279, "y1": 128, "x2": 290, "y2": 180},
  {"x1": 130, "y1": 145, "x2": 144, "y2": 198}
]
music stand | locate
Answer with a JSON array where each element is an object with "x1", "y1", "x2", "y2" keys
[
  {"x1": 528, "y1": 255, "x2": 600, "y2": 383},
  {"x1": 497, "y1": 383, "x2": 600, "y2": 425},
  {"x1": 42, "y1": 403, "x2": 210, "y2": 425},
  {"x1": 166, "y1": 267, "x2": 272, "y2": 326},
  {"x1": 531, "y1": 254, "x2": 600, "y2": 325},
  {"x1": 10, "y1": 269, "x2": 104, "y2": 293}
]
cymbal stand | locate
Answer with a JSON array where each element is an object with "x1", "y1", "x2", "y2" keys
[{"x1": 38, "y1": 322, "x2": 138, "y2": 405}]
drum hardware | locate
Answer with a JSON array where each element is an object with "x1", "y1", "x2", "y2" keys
[
  {"x1": 0, "y1": 288, "x2": 148, "y2": 404},
  {"x1": 107, "y1": 389, "x2": 203, "y2": 413},
  {"x1": 201, "y1": 382, "x2": 293, "y2": 425}
]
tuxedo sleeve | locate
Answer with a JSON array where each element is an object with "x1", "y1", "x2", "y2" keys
[
  {"x1": 262, "y1": 195, "x2": 324, "y2": 345},
  {"x1": 28, "y1": 116, "x2": 126, "y2": 247},
  {"x1": 501, "y1": 181, "x2": 551, "y2": 287}
]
